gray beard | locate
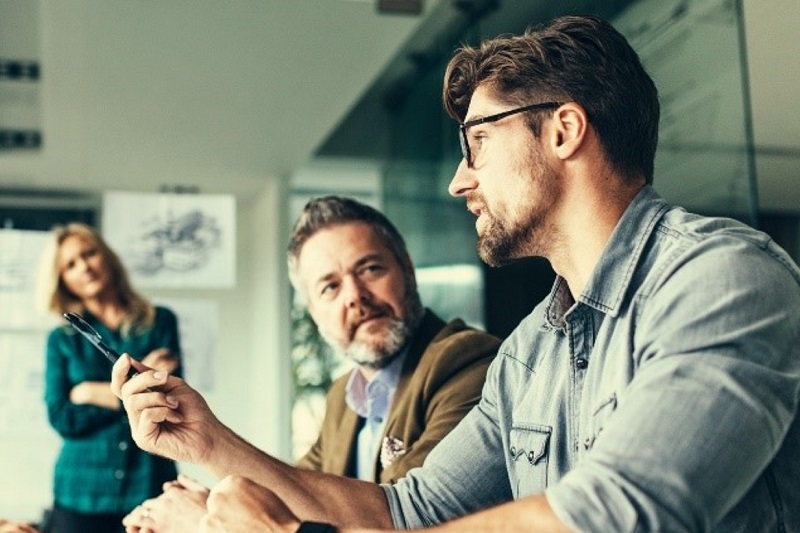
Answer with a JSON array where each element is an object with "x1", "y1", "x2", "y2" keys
[
  {"x1": 324, "y1": 287, "x2": 424, "y2": 370},
  {"x1": 331, "y1": 316, "x2": 411, "y2": 369}
]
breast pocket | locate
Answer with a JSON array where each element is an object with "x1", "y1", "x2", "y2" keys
[
  {"x1": 508, "y1": 424, "x2": 551, "y2": 497},
  {"x1": 583, "y1": 392, "x2": 618, "y2": 452}
]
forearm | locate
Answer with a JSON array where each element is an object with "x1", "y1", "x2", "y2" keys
[
  {"x1": 436, "y1": 495, "x2": 571, "y2": 533},
  {"x1": 340, "y1": 495, "x2": 572, "y2": 533},
  {"x1": 70, "y1": 381, "x2": 121, "y2": 410},
  {"x1": 207, "y1": 426, "x2": 393, "y2": 528}
]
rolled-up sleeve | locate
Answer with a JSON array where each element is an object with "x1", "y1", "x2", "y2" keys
[
  {"x1": 382, "y1": 358, "x2": 514, "y2": 528},
  {"x1": 546, "y1": 237, "x2": 800, "y2": 532}
]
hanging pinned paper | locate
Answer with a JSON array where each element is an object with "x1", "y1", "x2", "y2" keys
[{"x1": 102, "y1": 191, "x2": 236, "y2": 288}]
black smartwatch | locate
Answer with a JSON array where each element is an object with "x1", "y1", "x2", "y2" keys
[{"x1": 296, "y1": 521, "x2": 336, "y2": 533}]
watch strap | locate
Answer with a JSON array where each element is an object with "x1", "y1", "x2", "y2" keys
[{"x1": 296, "y1": 521, "x2": 337, "y2": 533}]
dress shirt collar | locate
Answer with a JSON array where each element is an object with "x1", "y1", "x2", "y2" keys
[
  {"x1": 345, "y1": 343, "x2": 409, "y2": 420},
  {"x1": 546, "y1": 186, "x2": 670, "y2": 326}
]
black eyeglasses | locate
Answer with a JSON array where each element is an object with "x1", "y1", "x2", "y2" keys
[{"x1": 459, "y1": 101, "x2": 564, "y2": 168}]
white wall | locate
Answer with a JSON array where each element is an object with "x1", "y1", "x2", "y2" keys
[
  {"x1": 147, "y1": 179, "x2": 293, "y2": 487},
  {"x1": 0, "y1": 1, "x2": 346, "y2": 521},
  {"x1": 0, "y1": 180, "x2": 291, "y2": 522}
]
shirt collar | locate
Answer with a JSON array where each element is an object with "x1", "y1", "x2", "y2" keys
[
  {"x1": 345, "y1": 344, "x2": 409, "y2": 419},
  {"x1": 546, "y1": 186, "x2": 670, "y2": 325}
]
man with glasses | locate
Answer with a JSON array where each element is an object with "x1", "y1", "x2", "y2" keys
[{"x1": 113, "y1": 15, "x2": 800, "y2": 532}]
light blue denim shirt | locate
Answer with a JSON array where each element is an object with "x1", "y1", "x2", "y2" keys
[
  {"x1": 384, "y1": 186, "x2": 800, "y2": 532},
  {"x1": 346, "y1": 349, "x2": 408, "y2": 480}
]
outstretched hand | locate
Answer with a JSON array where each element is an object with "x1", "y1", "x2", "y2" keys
[{"x1": 110, "y1": 354, "x2": 218, "y2": 465}]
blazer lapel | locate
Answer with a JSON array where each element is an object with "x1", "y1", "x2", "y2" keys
[
  {"x1": 376, "y1": 310, "x2": 446, "y2": 478},
  {"x1": 328, "y1": 406, "x2": 362, "y2": 476}
]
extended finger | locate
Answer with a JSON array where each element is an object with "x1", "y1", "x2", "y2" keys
[
  {"x1": 123, "y1": 387, "x2": 179, "y2": 416},
  {"x1": 110, "y1": 354, "x2": 135, "y2": 397},
  {"x1": 113, "y1": 355, "x2": 158, "y2": 395},
  {"x1": 120, "y1": 372, "x2": 175, "y2": 408},
  {"x1": 138, "y1": 405, "x2": 183, "y2": 430}
]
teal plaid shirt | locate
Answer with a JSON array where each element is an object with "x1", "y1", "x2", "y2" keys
[{"x1": 45, "y1": 306, "x2": 181, "y2": 514}]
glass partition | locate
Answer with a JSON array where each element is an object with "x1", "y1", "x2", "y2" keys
[
  {"x1": 616, "y1": 0, "x2": 757, "y2": 222},
  {"x1": 294, "y1": 0, "x2": 758, "y2": 457}
]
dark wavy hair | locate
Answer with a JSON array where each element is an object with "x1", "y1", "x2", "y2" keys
[{"x1": 443, "y1": 15, "x2": 659, "y2": 184}]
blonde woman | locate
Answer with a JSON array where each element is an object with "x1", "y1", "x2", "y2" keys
[{"x1": 37, "y1": 223, "x2": 181, "y2": 533}]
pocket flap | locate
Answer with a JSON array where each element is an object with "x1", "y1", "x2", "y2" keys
[{"x1": 509, "y1": 424, "x2": 551, "y2": 465}]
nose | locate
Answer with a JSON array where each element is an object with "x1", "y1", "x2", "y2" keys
[
  {"x1": 342, "y1": 275, "x2": 369, "y2": 309},
  {"x1": 74, "y1": 257, "x2": 90, "y2": 272},
  {"x1": 448, "y1": 159, "x2": 477, "y2": 197}
]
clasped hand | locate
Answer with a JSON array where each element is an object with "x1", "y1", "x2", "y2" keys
[{"x1": 124, "y1": 474, "x2": 209, "y2": 533}]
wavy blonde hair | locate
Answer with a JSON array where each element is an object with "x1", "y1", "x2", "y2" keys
[{"x1": 36, "y1": 222, "x2": 155, "y2": 334}]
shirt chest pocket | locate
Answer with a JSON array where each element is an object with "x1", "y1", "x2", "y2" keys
[{"x1": 508, "y1": 424, "x2": 551, "y2": 498}]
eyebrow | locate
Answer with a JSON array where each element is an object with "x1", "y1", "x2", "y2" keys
[
  {"x1": 463, "y1": 105, "x2": 505, "y2": 123},
  {"x1": 353, "y1": 253, "x2": 384, "y2": 268},
  {"x1": 463, "y1": 113, "x2": 487, "y2": 124},
  {"x1": 312, "y1": 253, "x2": 386, "y2": 286}
]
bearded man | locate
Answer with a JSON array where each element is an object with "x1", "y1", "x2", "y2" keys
[
  {"x1": 287, "y1": 195, "x2": 499, "y2": 483},
  {"x1": 117, "y1": 196, "x2": 499, "y2": 532}
]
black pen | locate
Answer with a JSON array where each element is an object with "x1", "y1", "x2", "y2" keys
[{"x1": 63, "y1": 312, "x2": 139, "y2": 379}]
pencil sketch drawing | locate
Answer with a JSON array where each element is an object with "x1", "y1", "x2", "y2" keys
[{"x1": 131, "y1": 210, "x2": 223, "y2": 276}]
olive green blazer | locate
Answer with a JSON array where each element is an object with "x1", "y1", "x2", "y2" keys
[{"x1": 297, "y1": 309, "x2": 500, "y2": 483}]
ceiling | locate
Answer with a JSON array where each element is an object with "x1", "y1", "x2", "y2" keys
[
  {"x1": 0, "y1": 0, "x2": 798, "y2": 213},
  {"x1": 0, "y1": 0, "x2": 436, "y2": 199}
]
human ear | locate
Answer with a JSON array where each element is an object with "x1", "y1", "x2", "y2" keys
[{"x1": 550, "y1": 103, "x2": 588, "y2": 160}]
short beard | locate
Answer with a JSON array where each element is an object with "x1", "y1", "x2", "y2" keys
[
  {"x1": 325, "y1": 281, "x2": 424, "y2": 370},
  {"x1": 477, "y1": 148, "x2": 560, "y2": 267},
  {"x1": 477, "y1": 214, "x2": 535, "y2": 267}
]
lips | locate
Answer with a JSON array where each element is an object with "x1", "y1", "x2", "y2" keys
[
  {"x1": 349, "y1": 307, "x2": 390, "y2": 336},
  {"x1": 81, "y1": 274, "x2": 103, "y2": 288},
  {"x1": 356, "y1": 311, "x2": 387, "y2": 328},
  {"x1": 467, "y1": 202, "x2": 483, "y2": 217}
]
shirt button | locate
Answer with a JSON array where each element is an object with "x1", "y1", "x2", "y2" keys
[
  {"x1": 118, "y1": 442, "x2": 128, "y2": 451},
  {"x1": 114, "y1": 470, "x2": 125, "y2": 480},
  {"x1": 575, "y1": 358, "x2": 589, "y2": 370}
]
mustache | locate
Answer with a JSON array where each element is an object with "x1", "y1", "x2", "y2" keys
[
  {"x1": 466, "y1": 193, "x2": 488, "y2": 214},
  {"x1": 347, "y1": 303, "x2": 393, "y2": 333}
]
